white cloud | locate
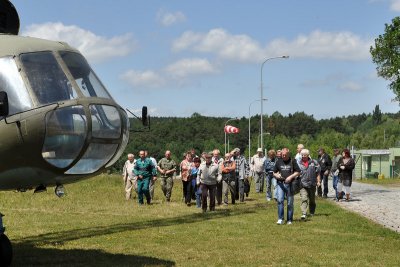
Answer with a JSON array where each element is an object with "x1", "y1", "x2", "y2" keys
[
  {"x1": 165, "y1": 58, "x2": 218, "y2": 78},
  {"x1": 338, "y1": 81, "x2": 363, "y2": 91},
  {"x1": 120, "y1": 70, "x2": 165, "y2": 88},
  {"x1": 157, "y1": 10, "x2": 186, "y2": 26},
  {"x1": 390, "y1": 0, "x2": 400, "y2": 11},
  {"x1": 173, "y1": 28, "x2": 372, "y2": 62},
  {"x1": 120, "y1": 58, "x2": 217, "y2": 89},
  {"x1": 22, "y1": 22, "x2": 136, "y2": 63},
  {"x1": 268, "y1": 31, "x2": 372, "y2": 61},
  {"x1": 172, "y1": 31, "x2": 203, "y2": 51},
  {"x1": 173, "y1": 28, "x2": 264, "y2": 63}
]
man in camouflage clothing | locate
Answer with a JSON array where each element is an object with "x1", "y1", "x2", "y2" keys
[{"x1": 157, "y1": 150, "x2": 177, "y2": 202}]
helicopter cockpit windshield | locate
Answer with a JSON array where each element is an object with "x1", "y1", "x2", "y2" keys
[
  {"x1": 60, "y1": 51, "x2": 112, "y2": 99},
  {"x1": 20, "y1": 52, "x2": 78, "y2": 105},
  {"x1": 9, "y1": 50, "x2": 128, "y2": 175}
]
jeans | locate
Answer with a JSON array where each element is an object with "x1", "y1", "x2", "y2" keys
[
  {"x1": 184, "y1": 180, "x2": 194, "y2": 204},
  {"x1": 266, "y1": 172, "x2": 277, "y2": 200},
  {"x1": 332, "y1": 174, "x2": 339, "y2": 199},
  {"x1": 276, "y1": 181, "x2": 294, "y2": 222},
  {"x1": 195, "y1": 184, "x2": 202, "y2": 208}
]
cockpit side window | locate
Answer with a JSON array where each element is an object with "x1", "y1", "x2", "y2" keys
[
  {"x1": 59, "y1": 51, "x2": 111, "y2": 99},
  {"x1": 0, "y1": 56, "x2": 33, "y2": 115},
  {"x1": 20, "y1": 52, "x2": 77, "y2": 105}
]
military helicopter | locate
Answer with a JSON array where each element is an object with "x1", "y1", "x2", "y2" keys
[{"x1": 0, "y1": 0, "x2": 148, "y2": 264}]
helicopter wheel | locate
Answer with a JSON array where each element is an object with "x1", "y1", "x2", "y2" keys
[{"x1": 0, "y1": 234, "x2": 12, "y2": 266}]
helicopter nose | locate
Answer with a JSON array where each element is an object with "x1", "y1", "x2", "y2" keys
[{"x1": 42, "y1": 104, "x2": 128, "y2": 174}]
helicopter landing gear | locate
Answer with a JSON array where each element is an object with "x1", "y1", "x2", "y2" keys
[{"x1": 0, "y1": 213, "x2": 12, "y2": 266}]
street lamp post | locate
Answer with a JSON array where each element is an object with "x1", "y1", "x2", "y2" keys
[
  {"x1": 224, "y1": 117, "x2": 238, "y2": 155},
  {"x1": 248, "y1": 99, "x2": 266, "y2": 163},
  {"x1": 260, "y1": 55, "x2": 289, "y2": 150},
  {"x1": 257, "y1": 132, "x2": 271, "y2": 153}
]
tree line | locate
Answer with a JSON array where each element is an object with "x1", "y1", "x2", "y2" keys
[{"x1": 108, "y1": 105, "x2": 400, "y2": 173}]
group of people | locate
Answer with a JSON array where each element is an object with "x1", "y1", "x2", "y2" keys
[
  {"x1": 253, "y1": 144, "x2": 355, "y2": 225},
  {"x1": 122, "y1": 145, "x2": 355, "y2": 222},
  {"x1": 122, "y1": 148, "x2": 250, "y2": 211}
]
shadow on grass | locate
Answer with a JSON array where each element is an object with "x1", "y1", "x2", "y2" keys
[
  {"x1": 13, "y1": 243, "x2": 175, "y2": 266},
  {"x1": 12, "y1": 205, "x2": 259, "y2": 265},
  {"x1": 310, "y1": 213, "x2": 331, "y2": 217}
]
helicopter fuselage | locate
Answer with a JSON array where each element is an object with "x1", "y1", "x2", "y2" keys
[{"x1": 0, "y1": 34, "x2": 130, "y2": 190}]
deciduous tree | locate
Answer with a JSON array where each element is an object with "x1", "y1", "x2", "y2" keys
[{"x1": 370, "y1": 17, "x2": 400, "y2": 103}]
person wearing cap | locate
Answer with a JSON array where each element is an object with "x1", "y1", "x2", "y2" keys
[
  {"x1": 232, "y1": 148, "x2": 250, "y2": 202},
  {"x1": 250, "y1": 148, "x2": 266, "y2": 194},
  {"x1": 196, "y1": 152, "x2": 221, "y2": 212},
  {"x1": 317, "y1": 148, "x2": 332, "y2": 198},
  {"x1": 331, "y1": 148, "x2": 343, "y2": 200}
]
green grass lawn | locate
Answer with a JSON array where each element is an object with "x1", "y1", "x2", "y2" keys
[
  {"x1": 2, "y1": 174, "x2": 399, "y2": 266},
  {"x1": 356, "y1": 177, "x2": 400, "y2": 187}
]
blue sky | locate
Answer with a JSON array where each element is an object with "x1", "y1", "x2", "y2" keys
[{"x1": 11, "y1": 0, "x2": 400, "y2": 119}]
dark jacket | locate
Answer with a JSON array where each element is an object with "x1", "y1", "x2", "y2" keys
[
  {"x1": 318, "y1": 153, "x2": 332, "y2": 172},
  {"x1": 298, "y1": 158, "x2": 321, "y2": 188},
  {"x1": 338, "y1": 157, "x2": 355, "y2": 186}
]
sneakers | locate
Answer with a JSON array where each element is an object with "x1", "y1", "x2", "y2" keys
[
  {"x1": 266, "y1": 197, "x2": 271, "y2": 202},
  {"x1": 276, "y1": 219, "x2": 283, "y2": 225},
  {"x1": 301, "y1": 214, "x2": 306, "y2": 220},
  {"x1": 287, "y1": 221, "x2": 292, "y2": 225}
]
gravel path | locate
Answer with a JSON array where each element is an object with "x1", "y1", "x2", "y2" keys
[{"x1": 328, "y1": 180, "x2": 400, "y2": 233}]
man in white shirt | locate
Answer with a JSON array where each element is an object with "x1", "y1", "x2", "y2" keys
[
  {"x1": 122, "y1": 153, "x2": 136, "y2": 200},
  {"x1": 251, "y1": 148, "x2": 266, "y2": 193}
]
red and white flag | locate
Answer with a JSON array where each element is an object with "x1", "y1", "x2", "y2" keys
[{"x1": 224, "y1": 125, "x2": 240, "y2": 134}]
